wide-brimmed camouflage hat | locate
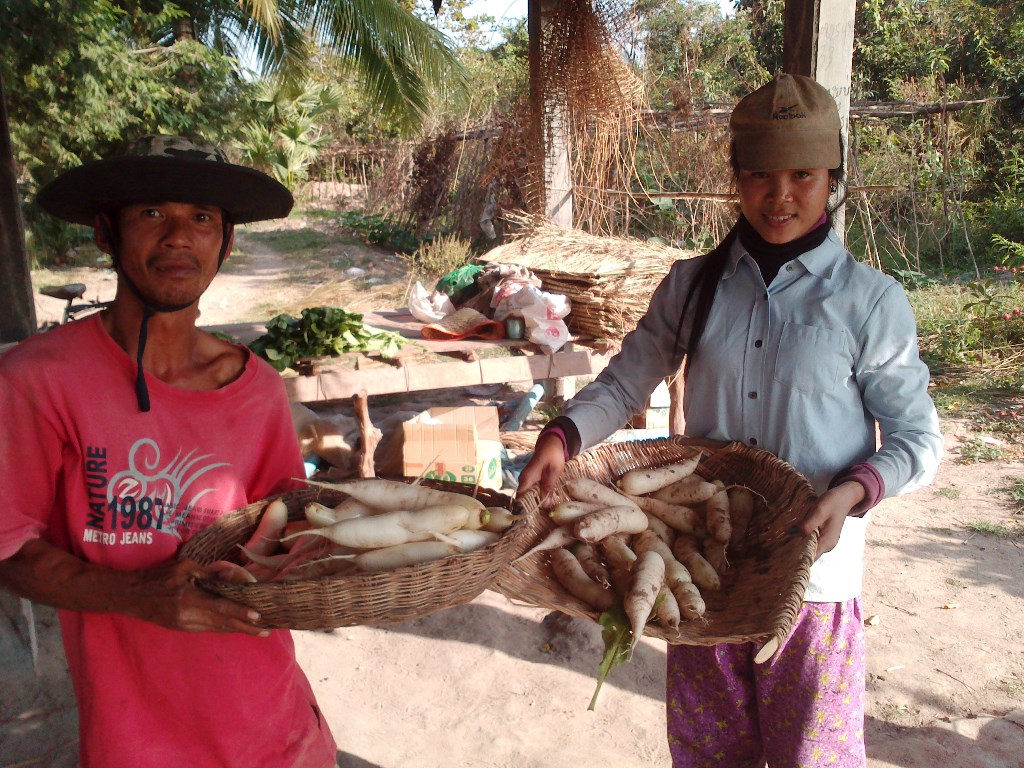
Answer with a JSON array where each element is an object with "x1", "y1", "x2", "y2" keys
[{"x1": 37, "y1": 134, "x2": 293, "y2": 225}]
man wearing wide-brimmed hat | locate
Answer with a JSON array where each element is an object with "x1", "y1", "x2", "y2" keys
[{"x1": 0, "y1": 136, "x2": 338, "y2": 767}]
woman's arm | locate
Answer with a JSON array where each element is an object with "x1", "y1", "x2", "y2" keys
[
  {"x1": 855, "y1": 283, "x2": 944, "y2": 494},
  {"x1": 560, "y1": 257, "x2": 702, "y2": 451}
]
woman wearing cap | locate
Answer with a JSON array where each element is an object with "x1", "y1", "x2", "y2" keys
[
  {"x1": 0, "y1": 136, "x2": 338, "y2": 767},
  {"x1": 519, "y1": 74, "x2": 942, "y2": 765}
]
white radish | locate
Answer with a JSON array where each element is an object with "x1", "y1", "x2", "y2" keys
[
  {"x1": 280, "y1": 504, "x2": 472, "y2": 550},
  {"x1": 549, "y1": 548, "x2": 616, "y2": 611},
  {"x1": 703, "y1": 538, "x2": 730, "y2": 575},
  {"x1": 727, "y1": 487, "x2": 755, "y2": 547},
  {"x1": 304, "y1": 499, "x2": 373, "y2": 527},
  {"x1": 514, "y1": 525, "x2": 576, "y2": 562},
  {"x1": 304, "y1": 502, "x2": 337, "y2": 528},
  {"x1": 673, "y1": 534, "x2": 721, "y2": 591},
  {"x1": 443, "y1": 529, "x2": 500, "y2": 552},
  {"x1": 617, "y1": 453, "x2": 703, "y2": 495},
  {"x1": 705, "y1": 485, "x2": 732, "y2": 544},
  {"x1": 643, "y1": 513, "x2": 676, "y2": 547},
  {"x1": 626, "y1": 493, "x2": 707, "y2": 537},
  {"x1": 482, "y1": 507, "x2": 517, "y2": 533},
  {"x1": 652, "y1": 476, "x2": 719, "y2": 506},
  {"x1": 633, "y1": 529, "x2": 692, "y2": 589},
  {"x1": 573, "y1": 506, "x2": 650, "y2": 543},
  {"x1": 655, "y1": 583, "x2": 681, "y2": 631},
  {"x1": 671, "y1": 580, "x2": 707, "y2": 620},
  {"x1": 352, "y1": 541, "x2": 461, "y2": 572},
  {"x1": 565, "y1": 478, "x2": 641, "y2": 511},
  {"x1": 302, "y1": 477, "x2": 486, "y2": 513},
  {"x1": 273, "y1": 555, "x2": 358, "y2": 580},
  {"x1": 571, "y1": 541, "x2": 611, "y2": 588},
  {"x1": 624, "y1": 550, "x2": 665, "y2": 647},
  {"x1": 599, "y1": 532, "x2": 638, "y2": 572},
  {"x1": 549, "y1": 500, "x2": 604, "y2": 525},
  {"x1": 242, "y1": 499, "x2": 289, "y2": 557}
]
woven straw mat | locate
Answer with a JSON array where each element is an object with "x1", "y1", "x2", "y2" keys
[
  {"x1": 179, "y1": 480, "x2": 530, "y2": 630},
  {"x1": 493, "y1": 437, "x2": 818, "y2": 650}
]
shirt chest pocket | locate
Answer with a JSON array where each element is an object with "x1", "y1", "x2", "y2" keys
[{"x1": 772, "y1": 322, "x2": 850, "y2": 394}]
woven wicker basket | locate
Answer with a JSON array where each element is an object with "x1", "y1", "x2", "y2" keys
[
  {"x1": 493, "y1": 437, "x2": 818, "y2": 653},
  {"x1": 179, "y1": 480, "x2": 531, "y2": 630}
]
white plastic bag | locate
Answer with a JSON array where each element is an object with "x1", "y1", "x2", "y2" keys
[
  {"x1": 498, "y1": 285, "x2": 572, "y2": 353},
  {"x1": 407, "y1": 281, "x2": 456, "y2": 324}
]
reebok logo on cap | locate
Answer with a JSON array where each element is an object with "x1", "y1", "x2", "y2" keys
[{"x1": 773, "y1": 104, "x2": 807, "y2": 120}]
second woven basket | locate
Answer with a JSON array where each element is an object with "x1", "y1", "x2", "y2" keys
[{"x1": 493, "y1": 436, "x2": 818, "y2": 657}]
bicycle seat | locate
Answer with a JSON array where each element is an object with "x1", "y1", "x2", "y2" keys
[{"x1": 41, "y1": 283, "x2": 87, "y2": 301}]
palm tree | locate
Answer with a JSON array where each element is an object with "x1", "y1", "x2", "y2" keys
[{"x1": 157, "y1": 0, "x2": 466, "y2": 131}]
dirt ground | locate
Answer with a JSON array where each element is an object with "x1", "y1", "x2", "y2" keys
[{"x1": 4, "y1": 216, "x2": 1024, "y2": 768}]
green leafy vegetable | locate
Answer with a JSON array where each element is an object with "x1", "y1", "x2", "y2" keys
[
  {"x1": 248, "y1": 306, "x2": 405, "y2": 372},
  {"x1": 589, "y1": 605, "x2": 633, "y2": 711}
]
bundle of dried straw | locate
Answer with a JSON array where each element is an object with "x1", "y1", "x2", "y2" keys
[{"x1": 480, "y1": 217, "x2": 695, "y2": 342}]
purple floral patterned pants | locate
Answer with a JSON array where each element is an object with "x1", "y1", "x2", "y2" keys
[{"x1": 666, "y1": 599, "x2": 866, "y2": 768}]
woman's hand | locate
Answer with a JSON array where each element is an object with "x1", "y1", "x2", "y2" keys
[
  {"x1": 797, "y1": 481, "x2": 866, "y2": 560},
  {"x1": 516, "y1": 432, "x2": 567, "y2": 504}
]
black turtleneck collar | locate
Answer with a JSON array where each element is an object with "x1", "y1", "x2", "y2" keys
[{"x1": 736, "y1": 214, "x2": 831, "y2": 285}]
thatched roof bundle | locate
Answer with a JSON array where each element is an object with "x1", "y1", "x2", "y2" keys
[{"x1": 480, "y1": 220, "x2": 696, "y2": 342}]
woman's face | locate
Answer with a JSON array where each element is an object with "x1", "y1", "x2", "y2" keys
[{"x1": 737, "y1": 168, "x2": 832, "y2": 244}]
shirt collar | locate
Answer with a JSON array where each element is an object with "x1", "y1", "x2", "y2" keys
[{"x1": 722, "y1": 227, "x2": 841, "y2": 280}]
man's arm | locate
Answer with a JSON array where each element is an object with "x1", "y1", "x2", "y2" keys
[{"x1": 0, "y1": 539, "x2": 269, "y2": 636}]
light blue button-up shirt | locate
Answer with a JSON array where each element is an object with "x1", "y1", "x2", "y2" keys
[{"x1": 563, "y1": 229, "x2": 943, "y2": 600}]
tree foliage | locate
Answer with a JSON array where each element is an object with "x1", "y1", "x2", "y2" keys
[
  {"x1": 144, "y1": 0, "x2": 467, "y2": 132},
  {"x1": 2, "y1": 0, "x2": 252, "y2": 261},
  {"x1": 2, "y1": 0, "x2": 250, "y2": 188}
]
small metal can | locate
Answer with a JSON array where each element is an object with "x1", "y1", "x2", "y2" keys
[{"x1": 504, "y1": 316, "x2": 525, "y2": 340}]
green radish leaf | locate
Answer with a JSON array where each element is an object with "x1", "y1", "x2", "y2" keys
[
  {"x1": 589, "y1": 604, "x2": 632, "y2": 711},
  {"x1": 247, "y1": 305, "x2": 405, "y2": 370}
]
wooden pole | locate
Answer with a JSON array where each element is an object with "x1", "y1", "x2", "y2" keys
[
  {"x1": 783, "y1": 0, "x2": 857, "y2": 238},
  {"x1": 353, "y1": 390, "x2": 380, "y2": 478},
  {"x1": 667, "y1": 373, "x2": 685, "y2": 436},
  {"x1": 529, "y1": 0, "x2": 573, "y2": 227},
  {"x1": 0, "y1": 72, "x2": 36, "y2": 343}
]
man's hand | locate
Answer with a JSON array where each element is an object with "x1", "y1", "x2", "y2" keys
[
  {"x1": 120, "y1": 558, "x2": 269, "y2": 635},
  {"x1": 0, "y1": 539, "x2": 268, "y2": 636},
  {"x1": 797, "y1": 481, "x2": 866, "y2": 560},
  {"x1": 516, "y1": 433, "x2": 567, "y2": 504}
]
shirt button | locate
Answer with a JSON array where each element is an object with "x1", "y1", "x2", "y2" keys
[
  {"x1": 749, "y1": 437, "x2": 758, "y2": 446},
  {"x1": 786, "y1": 265, "x2": 794, "y2": 272},
  {"x1": 748, "y1": 391, "x2": 758, "y2": 399},
  {"x1": 754, "y1": 340, "x2": 763, "y2": 348}
]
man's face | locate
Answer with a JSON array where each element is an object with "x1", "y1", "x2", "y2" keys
[{"x1": 96, "y1": 202, "x2": 231, "y2": 310}]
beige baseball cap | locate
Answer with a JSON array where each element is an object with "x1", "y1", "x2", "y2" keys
[{"x1": 729, "y1": 73, "x2": 842, "y2": 171}]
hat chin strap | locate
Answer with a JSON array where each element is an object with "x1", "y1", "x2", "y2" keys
[{"x1": 99, "y1": 215, "x2": 233, "y2": 413}]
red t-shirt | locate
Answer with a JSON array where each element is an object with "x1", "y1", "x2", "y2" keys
[{"x1": 0, "y1": 316, "x2": 337, "y2": 768}]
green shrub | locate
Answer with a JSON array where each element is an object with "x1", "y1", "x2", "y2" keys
[{"x1": 338, "y1": 210, "x2": 424, "y2": 254}]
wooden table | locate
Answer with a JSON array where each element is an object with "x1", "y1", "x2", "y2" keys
[{"x1": 208, "y1": 309, "x2": 615, "y2": 405}]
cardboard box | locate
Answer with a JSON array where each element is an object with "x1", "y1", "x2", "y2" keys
[{"x1": 401, "y1": 406, "x2": 504, "y2": 490}]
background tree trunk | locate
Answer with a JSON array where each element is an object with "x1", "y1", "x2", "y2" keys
[{"x1": 0, "y1": 74, "x2": 36, "y2": 344}]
